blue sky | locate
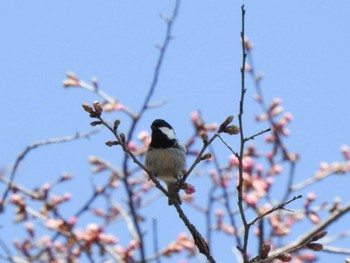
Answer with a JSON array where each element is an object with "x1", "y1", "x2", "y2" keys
[{"x1": 1, "y1": 1, "x2": 350, "y2": 262}]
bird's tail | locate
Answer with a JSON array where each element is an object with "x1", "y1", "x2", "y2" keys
[{"x1": 166, "y1": 182, "x2": 182, "y2": 205}]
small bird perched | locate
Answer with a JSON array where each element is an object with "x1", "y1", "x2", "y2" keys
[{"x1": 145, "y1": 119, "x2": 186, "y2": 205}]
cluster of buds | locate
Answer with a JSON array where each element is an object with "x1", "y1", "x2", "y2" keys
[
  {"x1": 82, "y1": 101, "x2": 103, "y2": 118},
  {"x1": 255, "y1": 98, "x2": 293, "y2": 139},
  {"x1": 115, "y1": 240, "x2": 140, "y2": 261},
  {"x1": 11, "y1": 193, "x2": 27, "y2": 222},
  {"x1": 63, "y1": 71, "x2": 81, "y2": 88},
  {"x1": 190, "y1": 111, "x2": 218, "y2": 137},
  {"x1": 126, "y1": 131, "x2": 152, "y2": 155},
  {"x1": 269, "y1": 213, "x2": 303, "y2": 237},
  {"x1": 239, "y1": 157, "x2": 273, "y2": 207},
  {"x1": 88, "y1": 156, "x2": 121, "y2": 188},
  {"x1": 304, "y1": 192, "x2": 321, "y2": 224},
  {"x1": 218, "y1": 115, "x2": 240, "y2": 135},
  {"x1": 305, "y1": 231, "x2": 327, "y2": 251},
  {"x1": 162, "y1": 232, "x2": 196, "y2": 257},
  {"x1": 45, "y1": 216, "x2": 76, "y2": 233},
  {"x1": 92, "y1": 206, "x2": 120, "y2": 222},
  {"x1": 102, "y1": 98, "x2": 124, "y2": 112},
  {"x1": 74, "y1": 223, "x2": 117, "y2": 245}
]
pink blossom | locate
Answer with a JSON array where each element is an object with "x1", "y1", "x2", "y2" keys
[
  {"x1": 307, "y1": 192, "x2": 316, "y2": 201},
  {"x1": 68, "y1": 216, "x2": 77, "y2": 226},
  {"x1": 308, "y1": 212, "x2": 320, "y2": 224},
  {"x1": 270, "y1": 105, "x2": 284, "y2": 117},
  {"x1": 243, "y1": 192, "x2": 259, "y2": 206},
  {"x1": 269, "y1": 164, "x2": 282, "y2": 175},
  {"x1": 242, "y1": 156, "x2": 254, "y2": 171},
  {"x1": 229, "y1": 154, "x2": 239, "y2": 166},
  {"x1": 45, "y1": 218, "x2": 64, "y2": 230},
  {"x1": 99, "y1": 233, "x2": 118, "y2": 244},
  {"x1": 190, "y1": 111, "x2": 199, "y2": 121},
  {"x1": 127, "y1": 141, "x2": 137, "y2": 151},
  {"x1": 255, "y1": 113, "x2": 268, "y2": 122},
  {"x1": 137, "y1": 131, "x2": 150, "y2": 141},
  {"x1": 270, "y1": 98, "x2": 282, "y2": 109},
  {"x1": 284, "y1": 112, "x2": 293, "y2": 122}
]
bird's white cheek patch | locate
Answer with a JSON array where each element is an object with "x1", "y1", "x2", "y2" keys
[{"x1": 159, "y1": 127, "x2": 176, "y2": 140}]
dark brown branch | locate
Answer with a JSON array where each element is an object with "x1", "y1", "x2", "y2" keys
[{"x1": 237, "y1": 5, "x2": 250, "y2": 262}]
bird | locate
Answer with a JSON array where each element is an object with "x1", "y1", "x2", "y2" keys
[{"x1": 145, "y1": 119, "x2": 186, "y2": 205}]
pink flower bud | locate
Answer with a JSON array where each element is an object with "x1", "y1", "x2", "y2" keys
[
  {"x1": 184, "y1": 184, "x2": 196, "y2": 195},
  {"x1": 308, "y1": 212, "x2": 320, "y2": 224},
  {"x1": 243, "y1": 37, "x2": 254, "y2": 51},
  {"x1": 68, "y1": 216, "x2": 77, "y2": 226},
  {"x1": 93, "y1": 101, "x2": 103, "y2": 115}
]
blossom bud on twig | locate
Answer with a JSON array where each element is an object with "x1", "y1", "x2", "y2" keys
[
  {"x1": 93, "y1": 101, "x2": 103, "y2": 115},
  {"x1": 311, "y1": 231, "x2": 327, "y2": 242},
  {"x1": 260, "y1": 243, "x2": 271, "y2": 259},
  {"x1": 306, "y1": 243, "x2": 323, "y2": 251},
  {"x1": 105, "y1": 141, "x2": 119, "y2": 147},
  {"x1": 277, "y1": 252, "x2": 292, "y2": 262},
  {"x1": 224, "y1": 125, "x2": 240, "y2": 135},
  {"x1": 120, "y1": 133, "x2": 126, "y2": 144},
  {"x1": 90, "y1": 121, "x2": 103, "y2": 126},
  {"x1": 113, "y1": 119, "x2": 121, "y2": 131},
  {"x1": 63, "y1": 71, "x2": 80, "y2": 87},
  {"x1": 243, "y1": 37, "x2": 254, "y2": 51},
  {"x1": 66, "y1": 71, "x2": 79, "y2": 81},
  {"x1": 201, "y1": 153, "x2": 212, "y2": 161},
  {"x1": 218, "y1": 115, "x2": 234, "y2": 133},
  {"x1": 183, "y1": 183, "x2": 196, "y2": 195},
  {"x1": 82, "y1": 103, "x2": 93, "y2": 113}
]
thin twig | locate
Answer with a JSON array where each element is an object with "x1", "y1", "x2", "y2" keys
[
  {"x1": 248, "y1": 195, "x2": 302, "y2": 226},
  {"x1": 124, "y1": 0, "x2": 181, "y2": 146},
  {"x1": 237, "y1": 5, "x2": 250, "y2": 262},
  {"x1": 209, "y1": 145, "x2": 242, "y2": 248},
  {"x1": 181, "y1": 133, "x2": 219, "y2": 184},
  {"x1": 244, "y1": 128, "x2": 271, "y2": 142},
  {"x1": 152, "y1": 218, "x2": 161, "y2": 263},
  {"x1": 322, "y1": 246, "x2": 350, "y2": 255},
  {"x1": 0, "y1": 129, "x2": 99, "y2": 212},
  {"x1": 291, "y1": 160, "x2": 350, "y2": 191},
  {"x1": 118, "y1": 2, "x2": 181, "y2": 260},
  {"x1": 78, "y1": 80, "x2": 136, "y2": 118}
]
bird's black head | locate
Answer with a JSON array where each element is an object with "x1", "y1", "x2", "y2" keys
[{"x1": 150, "y1": 119, "x2": 177, "y2": 148}]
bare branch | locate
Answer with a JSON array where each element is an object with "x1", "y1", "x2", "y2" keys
[
  {"x1": 248, "y1": 195, "x2": 302, "y2": 226},
  {"x1": 258, "y1": 202, "x2": 350, "y2": 262},
  {"x1": 0, "y1": 129, "x2": 99, "y2": 212}
]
